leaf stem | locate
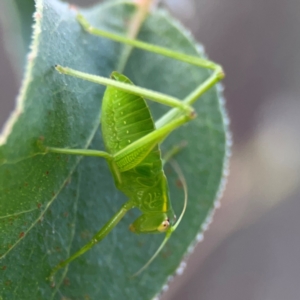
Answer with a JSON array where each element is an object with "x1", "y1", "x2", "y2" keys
[{"x1": 117, "y1": 0, "x2": 155, "y2": 72}]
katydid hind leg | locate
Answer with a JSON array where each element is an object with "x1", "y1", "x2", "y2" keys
[
  {"x1": 58, "y1": 10, "x2": 224, "y2": 120},
  {"x1": 76, "y1": 13, "x2": 224, "y2": 110},
  {"x1": 55, "y1": 65, "x2": 193, "y2": 114},
  {"x1": 76, "y1": 13, "x2": 224, "y2": 74}
]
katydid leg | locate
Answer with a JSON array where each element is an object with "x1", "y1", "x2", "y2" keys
[
  {"x1": 161, "y1": 141, "x2": 187, "y2": 166},
  {"x1": 46, "y1": 147, "x2": 112, "y2": 160},
  {"x1": 46, "y1": 147, "x2": 121, "y2": 184},
  {"x1": 46, "y1": 114, "x2": 190, "y2": 173},
  {"x1": 55, "y1": 65, "x2": 193, "y2": 115},
  {"x1": 74, "y1": 13, "x2": 224, "y2": 128},
  {"x1": 76, "y1": 14, "x2": 223, "y2": 73},
  {"x1": 156, "y1": 68, "x2": 223, "y2": 128},
  {"x1": 49, "y1": 200, "x2": 134, "y2": 280},
  {"x1": 113, "y1": 113, "x2": 193, "y2": 172}
]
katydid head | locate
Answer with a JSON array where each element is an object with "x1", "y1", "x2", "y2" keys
[
  {"x1": 129, "y1": 172, "x2": 177, "y2": 233},
  {"x1": 129, "y1": 210, "x2": 176, "y2": 234}
]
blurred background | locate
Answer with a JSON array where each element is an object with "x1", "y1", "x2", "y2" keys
[{"x1": 1, "y1": 0, "x2": 300, "y2": 299}]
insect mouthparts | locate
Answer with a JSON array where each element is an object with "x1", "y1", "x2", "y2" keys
[{"x1": 190, "y1": 110, "x2": 197, "y2": 119}]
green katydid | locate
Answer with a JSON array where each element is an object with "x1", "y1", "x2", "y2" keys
[{"x1": 47, "y1": 13, "x2": 224, "y2": 280}]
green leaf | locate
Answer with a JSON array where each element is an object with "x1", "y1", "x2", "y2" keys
[{"x1": 0, "y1": 0, "x2": 230, "y2": 299}]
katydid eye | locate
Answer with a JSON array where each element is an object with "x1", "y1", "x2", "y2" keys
[{"x1": 157, "y1": 219, "x2": 170, "y2": 232}]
